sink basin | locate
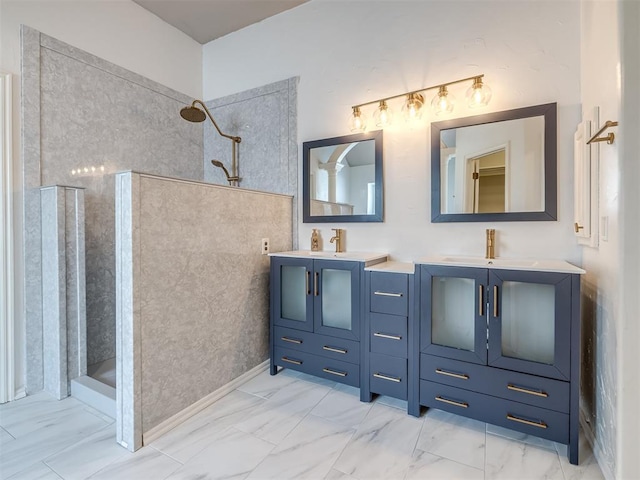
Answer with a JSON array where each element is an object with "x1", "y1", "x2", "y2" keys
[
  {"x1": 269, "y1": 250, "x2": 388, "y2": 265},
  {"x1": 417, "y1": 255, "x2": 584, "y2": 274}
]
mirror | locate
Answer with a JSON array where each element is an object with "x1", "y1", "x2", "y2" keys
[
  {"x1": 432, "y1": 103, "x2": 557, "y2": 222},
  {"x1": 303, "y1": 130, "x2": 383, "y2": 222}
]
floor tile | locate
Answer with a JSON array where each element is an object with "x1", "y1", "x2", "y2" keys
[
  {"x1": 150, "y1": 389, "x2": 265, "y2": 463},
  {"x1": 6, "y1": 462, "x2": 62, "y2": 480},
  {"x1": 248, "y1": 415, "x2": 355, "y2": 479},
  {"x1": 237, "y1": 369, "x2": 300, "y2": 399},
  {"x1": 333, "y1": 403, "x2": 423, "y2": 479},
  {"x1": 86, "y1": 446, "x2": 181, "y2": 480},
  {"x1": 44, "y1": 424, "x2": 129, "y2": 480},
  {"x1": 406, "y1": 449, "x2": 484, "y2": 480},
  {"x1": 167, "y1": 428, "x2": 274, "y2": 480},
  {"x1": 485, "y1": 432, "x2": 564, "y2": 480},
  {"x1": 558, "y1": 430, "x2": 605, "y2": 480},
  {"x1": 416, "y1": 408, "x2": 486, "y2": 469},
  {"x1": 324, "y1": 469, "x2": 358, "y2": 479},
  {"x1": 374, "y1": 395, "x2": 408, "y2": 411},
  {"x1": 0, "y1": 427, "x2": 14, "y2": 442},
  {"x1": 310, "y1": 383, "x2": 372, "y2": 428},
  {"x1": 235, "y1": 378, "x2": 331, "y2": 444},
  {"x1": 486, "y1": 422, "x2": 557, "y2": 452}
]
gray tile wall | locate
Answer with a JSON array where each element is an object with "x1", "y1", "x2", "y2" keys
[
  {"x1": 22, "y1": 27, "x2": 204, "y2": 391},
  {"x1": 115, "y1": 172, "x2": 292, "y2": 450}
]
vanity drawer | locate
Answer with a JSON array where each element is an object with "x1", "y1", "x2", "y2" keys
[
  {"x1": 369, "y1": 312, "x2": 407, "y2": 358},
  {"x1": 369, "y1": 352, "x2": 407, "y2": 400},
  {"x1": 274, "y1": 346, "x2": 359, "y2": 387},
  {"x1": 420, "y1": 355, "x2": 569, "y2": 413},
  {"x1": 420, "y1": 380, "x2": 569, "y2": 444},
  {"x1": 370, "y1": 272, "x2": 408, "y2": 316},
  {"x1": 274, "y1": 327, "x2": 360, "y2": 364}
]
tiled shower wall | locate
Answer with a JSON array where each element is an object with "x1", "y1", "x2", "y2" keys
[
  {"x1": 22, "y1": 27, "x2": 204, "y2": 391},
  {"x1": 115, "y1": 172, "x2": 292, "y2": 450}
]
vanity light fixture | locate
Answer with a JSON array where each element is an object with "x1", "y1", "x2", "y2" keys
[
  {"x1": 431, "y1": 85, "x2": 455, "y2": 116},
  {"x1": 349, "y1": 74, "x2": 490, "y2": 129}
]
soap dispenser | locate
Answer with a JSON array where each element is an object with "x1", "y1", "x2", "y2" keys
[{"x1": 311, "y1": 229, "x2": 321, "y2": 251}]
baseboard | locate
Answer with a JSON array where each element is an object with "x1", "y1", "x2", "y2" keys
[
  {"x1": 142, "y1": 360, "x2": 269, "y2": 445},
  {"x1": 580, "y1": 406, "x2": 615, "y2": 480}
]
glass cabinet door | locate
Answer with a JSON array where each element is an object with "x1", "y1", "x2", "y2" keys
[
  {"x1": 420, "y1": 265, "x2": 488, "y2": 364},
  {"x1": 272, "y1": 257, "x2": 314, "y2": 332},
  {"x1": 314, "y1": 259, "x2": 360, "y2": 340},
  {"x1": 488, "y1": 270, "x2": 571, "y2": 380}
]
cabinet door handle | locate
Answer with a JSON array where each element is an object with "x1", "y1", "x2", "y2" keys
[
  {"x1": 373, "y1": 373, "x2": 401, "y2": 383},
  {"x1": 373, "y1": 332, "x2": 402, "y2": 341},
  {"x1": 506, "y1": 414, "x2": 547, "y2": 429},
  {"x1": 281, "y1": 336, "x2": 302, "y2": 345},
  {"x1": 507, "y1": 384, "x2": 549, "y2": 398},
  {"x1": 323, "y1": 367, "x2": 347, "y2": 377},
  {"x1": 574, "y1": 222, "x2": 584, "y2": 233},
  {"x1": 314, "y1": 272, "x2": 319, "y2": 296},
  {"x1": 493, "y1": 285, "x2": 499, "y2": 317},
  {"x1": 306, "y1": 271, "x2": 311, "y2": 295},
  {"x1": 322, "y1": 345, "x2": 347, "y2": 354},
  {"x1": 281, "y1": 356, "x2": 302, "y2": 365},
  {"x1": 373, "y1": 291, "x2": 403, "y2": 298},
  {"x1": 478, "y1": 285, "x2": 484, "y2": 316},
  {"x1": 435, "y1": 396, "x2": 468, "y2": 408},
  {"x1": 435, "y1": 368, "x2": 469, "y2": 380}
]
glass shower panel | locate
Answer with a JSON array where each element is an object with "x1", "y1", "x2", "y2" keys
[
  {"x1": 321, "y1": 268, "x2": 352, "y2": 330},
  {"x1": 281, "y1": 265, "x2": 307, "y2": 322},
  {"x1": 501, "y1": 281, "x2": 555, "y2": 364},
  {"x1": 432, "y1": 277, "x2": 476, "y2": 351}
]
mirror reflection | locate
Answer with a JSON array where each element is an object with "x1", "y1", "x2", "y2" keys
[
  {"x1": 303, "y1": 131, "x2": 383, "y2": 223},
  {"x1": 432, "y1": 103, "x2": 557, "y2": 222},
  {"x1": 441, "y1": 116, "x2": 545, "y2": 214}
]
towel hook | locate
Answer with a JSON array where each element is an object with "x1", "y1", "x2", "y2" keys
[{"x1": 587, "y1": 120, "x2": 618, "y2": 145}]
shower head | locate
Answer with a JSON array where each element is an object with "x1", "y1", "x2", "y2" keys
[
  {"x1": 211, "y1": 160, "x2": 227, "y2": 170},
  {"x1": 211, "y1": 159, "x2": 240, "y2": 186},
  {"x1": 180, "y1": 105, "x2": 206, "y2": 123}
]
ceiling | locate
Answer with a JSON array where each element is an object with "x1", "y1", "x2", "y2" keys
[{"x1": 132, "y1": 0, "x2": 308, "y2": 44}]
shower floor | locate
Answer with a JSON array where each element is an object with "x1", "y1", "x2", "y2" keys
[{"x1": 87, "y1": 357, "x2": 116, "y2": 388}]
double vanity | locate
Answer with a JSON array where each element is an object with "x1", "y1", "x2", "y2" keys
[{"x1": 268, "y1": 251, "x2": 584, "y2": 465}]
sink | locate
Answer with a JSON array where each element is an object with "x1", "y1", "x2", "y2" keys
[
  {"x1": 269, "y1": 250, "x2": 389, "y2": 264},
  {"x1": 418, "y1": 255, "x2": 584, "y2": 274}
]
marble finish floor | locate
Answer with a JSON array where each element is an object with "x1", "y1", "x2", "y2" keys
[{"x1": 0, "y1": 369, "x2": 604, "y2": 480}]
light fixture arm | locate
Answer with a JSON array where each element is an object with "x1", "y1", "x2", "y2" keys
[{"x1": 351, "y1": 74, "x2": 485, "y2": 110}]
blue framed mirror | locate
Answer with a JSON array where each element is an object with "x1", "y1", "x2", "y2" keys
[{"x1": 303, "y1": 130, "x2": 383, "y2": 223}]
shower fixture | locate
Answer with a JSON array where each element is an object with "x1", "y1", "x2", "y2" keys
[{"x1": 180, "y1": 99, "x2": 241, "y2": 186}]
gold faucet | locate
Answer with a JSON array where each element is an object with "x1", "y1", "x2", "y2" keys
[
  {"x1": 486, "y1": 229, "x2": 496, "y2": 259},
  {"x1": 329, "y1": 228, "x2": 344, "y2": 253}
]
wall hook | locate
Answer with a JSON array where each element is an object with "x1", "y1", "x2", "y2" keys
[{"x1": 587, "y1": 120, "x2": 618, "y2": 145}]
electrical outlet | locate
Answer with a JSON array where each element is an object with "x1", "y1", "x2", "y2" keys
[{"x1": 261, "y1": 238, "x2": 270, "y2": 255}]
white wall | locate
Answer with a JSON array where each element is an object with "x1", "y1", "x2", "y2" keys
[
  {"x1": 1, "y1": 0, "x2": 202, "y2": 396},
  {"x1": 203, "y1": 0, "x2": 581, "y2": 262}
]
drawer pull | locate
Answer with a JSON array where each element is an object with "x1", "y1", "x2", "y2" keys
[
  {"x1": 506, "y1": 414, "x2": 547, "y2": 429},
  {"x1": 323, "y1": 345, "x2": 347, "y2": 354},
  {"x1": 373, "y1": 332, "x2": 402, "y2": 341},
  {"x1": 281, "y1": 356, "x2": 302, "y2": 365},
  {"x1": 435, "y1": 396, "x2": 468, "y2": 408},
  {"x1": 374, "y1": 291, "x2": 403, "y2": 298},
  {"x1": 323, "y1": 368, "x2": 347, "y2": 377},
  {"x1": 373, "y1": 373, "x2": 401, "y2": 383},
  {"x1": 507, "y1": 384, "x2": 549, "y2": 398},
  {"x1": 435, "y1": 368, "x2": 469, "y2": 380},
  {"x1": 281, "y1": 336, "x2": 302, "y2": 345}
]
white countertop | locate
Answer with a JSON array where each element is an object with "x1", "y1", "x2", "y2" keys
[
  {"x1": 416, "y1": 255, "x2": 585, "y2": 274},
  {"x1": 270, "y1": 250, "x2": 388, "y2": 266},
  {"x1": 365, "y1": 261, "x2": 415, "y2": 274}
]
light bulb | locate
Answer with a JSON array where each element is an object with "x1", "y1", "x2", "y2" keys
[
  {"x1": 431, "y1": 86, "x2": 456, "y2": 115},
  {"x1": 402, "y1": 93, "x2": 424, "y2": 123},
  {"x1": 349, "y1": 106, "x2": 367, "y2": 132},
  {"x1": 373, "y1": 100, "x2": 393, "y2": 127},
  {"x1": 466, "y1": 77, "x2": 492, "y2": 108}
]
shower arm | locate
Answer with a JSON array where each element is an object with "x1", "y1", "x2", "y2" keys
[{"x1": 190, "y1": 100, "x2": 241, "y2": 186}]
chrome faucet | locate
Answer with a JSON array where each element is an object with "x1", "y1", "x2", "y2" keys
[
  {"x1": 486, "y1": 229, "x2": 496, "y2": 259},
  {"x1": 329, "y1": 228, "x2": 344, "y2": 253}
]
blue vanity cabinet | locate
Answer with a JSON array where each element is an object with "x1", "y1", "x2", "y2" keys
[
  {"x1": 361, "y1": 264, "x2": 420, "y2": 416},
  {"x1": 270, "y1": 255, "x2": 371, "y2": 387},
  {"x1": 418, "y1": 263, "x2": 582, "y2": 465}
]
